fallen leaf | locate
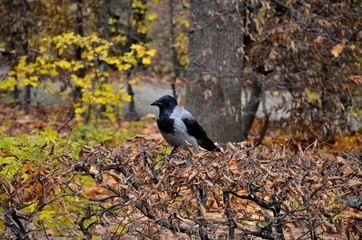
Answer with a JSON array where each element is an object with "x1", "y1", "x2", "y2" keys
[
  {"x1": 348, "y1": 75, "x2": 362, "y2": 88},
  {"x1": 314, "y1": 36, "x2": 324, "y2": 48},
  {"x1": 331, "y1": 44, "x2": 345, "y2": 58},
  {"x1": 348, "y1": 179, "x2": 362, "y2": 189}
]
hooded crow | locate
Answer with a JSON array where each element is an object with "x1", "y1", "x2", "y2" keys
[{"x1": 151, "y1": 95, "x2": 220, "y2": 154}]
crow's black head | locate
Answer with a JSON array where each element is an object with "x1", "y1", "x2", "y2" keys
[{"x1": 151, "y1": 95, "x2": 178, "y2": 110}]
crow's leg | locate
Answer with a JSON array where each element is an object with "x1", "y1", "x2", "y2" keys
[
  {"x1": 184, "y1": 148, "x2": 193, "y2": 167},
  {"x1": 170, "y1": 146, "x2": 178, "y2": 155},
  {"x1": 166, "y1": 146, "x2": 178, "y2": 161},
  {"x1": 185, "y1": 155, "x2": 192, "y2": 168}
]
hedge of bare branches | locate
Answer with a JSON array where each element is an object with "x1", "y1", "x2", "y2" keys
[{"x1": 2, "y1": 136, "x2": 362, "y2": 239}]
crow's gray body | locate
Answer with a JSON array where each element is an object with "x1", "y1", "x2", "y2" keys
[
  {"x1": 151, "y1": 95, "x2": 219, "y2": 153},
  {"x1": 160, "y1": 105, "x2": 198, "y2": 152}
]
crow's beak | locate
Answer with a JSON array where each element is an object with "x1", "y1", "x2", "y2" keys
[{"x1": 151, "y1": 100, "x2": 161, "y2": 107}]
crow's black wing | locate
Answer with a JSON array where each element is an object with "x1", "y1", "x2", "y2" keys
[
  {"x1": 157, "y1": 117, "x2": 175, "y2": 134},
  {"x1": 182, "y1": 118, "x2": 220, "y2": 152}
]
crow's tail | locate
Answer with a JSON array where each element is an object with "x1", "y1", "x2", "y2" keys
[{"x1": 199, "y1": 138, "x2": 220, "y2": 152}]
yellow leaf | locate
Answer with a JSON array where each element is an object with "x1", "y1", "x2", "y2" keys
[
  {"x1": 47, "y1": 84, "x2": 56, "y2": 93},
  {"x1": 147, "y1": 13, "x2": 157, "y2": 21},
  {"x1": 128, "y1": 77, "x2": 140, "y2": 85},
  {"x1": 39, "y1": 46, "x2": 47, "y2": 53},
  {"x1": 108, "y1": 17, "x2": 117, "y2": 25},
  {"x1": 91, "y1": 236, "x2": 103, "y2": 240},
  {"x1": 39, "y1": 211, "x2": 54, "y2": 221},
  {"x1": 130, "y1": 44, "x2": 146, "y2": 58},
  {"x1": 304, "y1": 88, "x2": 321, "y2": 106},
  {"x1": 95, "y1": 45, "x2": 106, "y2": 54},
  {"x1": 0, "y1": 77, "x2": 17, "y2": 91},
  {"x1": 147, "y1": 49, "x2": 157, "y2": 57},
  {"x1": 103, "y1": 72, "x2": 110, "y2": 77},
  {"x1": 71, "y1": 74, "x2": 78, "y2": 81},
  {"x1": 81, "y1": 51, "x2": 87, "y2": 59},
  {"x1": 21, "y1": 202, "x2": 37, "y2": 212},
  {"x1": 122, "y1": 94, "x2": 132, "y2": 102},
  {"x1": 57, "y1": 60, "x2": 72, "y2": 70},
  {"x1": 142, "y1": 56, "x2": 151, "y2": 65},
  {"x1": 118, "y1": 63, "x2": 132, "y2": 71},
  {"x1": 86, "y1": 51, "x2": 94, "y2": 61},
  {"x1": 39, "y1": 68, "x2": 48, "y2": 75},
  {"x1": 181, "y1": 19, "x2": 190, "y2": 28},
  {"x1": 73, "y1": 62, "x2": 84, "y2": 71},
  {"x1": 29, "y1": 76, "x2": 38, "y2": 81},
  {"x1": 16, "y1": 71, "x2": 26, "y2": 78},
  {"x1": 18, "y1": 56, "x2": 28, "y2": 68},
  {"x1": 331, "y1": 44, "x2": 345, "y2": 58},
  {"x1": 50, "y1": 68, "x2": 58, "y2": 76},
  {"x1": 20, "y1": 76, "x2": 39, "y2": 87}
]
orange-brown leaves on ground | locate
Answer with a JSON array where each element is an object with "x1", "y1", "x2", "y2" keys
[
  {"x1": 313, "y1": 35, "x2": 324, "y2": 48},
  {"x1": 331, "y1": 43, "x2": 345, "y2": 58},
  {"x1": 340, "y1": 208, "x2": 362, "y2": 219},
  {"x1": 22, "y1": 163, "x2": 32, "y2": 173},
  {"x1": 227, "y1": 159, "x2": 240, "y2": 175},
  {"x1": 348, "y1": 75, "x2": 362, "y2": 88},
  {"x1": 84, "y1": 183, "x2": 112, "y2": 199}
]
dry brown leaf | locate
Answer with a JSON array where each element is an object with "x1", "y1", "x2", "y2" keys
[
  {"x1": 188, "y1": 170, "x2": 198, "y2": 181},
  {"x1": 228, "y1": 159, "x2": 239, "y2": 174},
  {"x1": 314, "y1": 36, "x2": 324, "y2": 48},
  {"x1": 348, "y1": 75, "x2": 362, "y2": 88},
  {"x1": 347, "y1": 179, "x2": 362, "y2": 189},
  {"x1": 336, "y1": 156, "x2": 347, "y2": 165},
  {"x1": 89, "y1": 165, "x2": 100, "y2": 175},
  {"x1": 339, "y1": 209, "x2": 362, "y2": 219},
  {"x1": 331, "y1": 43, "x2": 345, "y2": 58}
]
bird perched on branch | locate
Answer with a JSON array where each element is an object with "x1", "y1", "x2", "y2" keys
[{"x1": 151, "y1": 95, "x2": 220, "y2": 154}]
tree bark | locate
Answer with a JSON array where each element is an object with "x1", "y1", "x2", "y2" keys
[
  {"x1": 99, "y1": 0, "x2": 110, "y2": 116},
  {"x1": 74, "y1": 0, "x2": 84, "y2": 105},
  {"x1": 123, "y1": 0, "x2": 139, "y2": 121},
  {"x1": 21, "y1": 0, "x2": 31, "y2": 112},
  {"x1": 186, "y1": 0, "x2": 244, "y2": 145},
  {"x1": 169, "y1": 0, "x2": 181, "y2": 98},
  {"x1": 69, "y1": 0, "x2": 85, "y2": 119},
  {"x1": 241, "y1": 80, "x2": 262, "y2": 140}
]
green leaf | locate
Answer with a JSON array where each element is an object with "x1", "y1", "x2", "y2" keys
[{"x1": 0, "y1": 137, "x2": 18, "y2": 151}]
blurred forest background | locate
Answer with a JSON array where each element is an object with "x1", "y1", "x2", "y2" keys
[{"x1": 0, "y1": 0, "x2": 361, "y2": 239}]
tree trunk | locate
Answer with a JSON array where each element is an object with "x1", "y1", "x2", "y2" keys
[
  {"x1": 186, "y1": 0, "x2": 244, "y2": 145},
  {"x1": 240, "y1": 2, "x2": 264, "y2": 141},
  {"x1": 99, "y1": 0, "x2": 110, "y2": 116},
  {"x1": 21, "y1": 0, "x2": 31, "y2": 112},
  {"x1": 169, "y1": 0, "x2": 181, "y2": 98},
  {"x1": 70, "y1": 0, "x2": 85, "y2": 119},
  {"x1": 241, "y1": 80, "x2": 262, "y2": 140},
  {"x1": 7, "y1": 0, "x2": 20, "y2": 101},
  {"x1": 123, "y1": 0, "x2": 140, "y2": 121},
  {"x1": 74, "y1": 0, "x2": 84, "y2": 104}
]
